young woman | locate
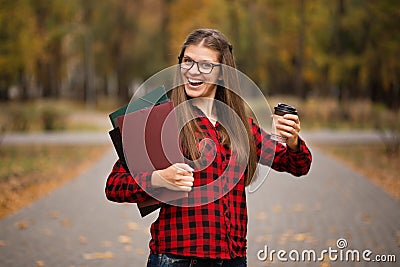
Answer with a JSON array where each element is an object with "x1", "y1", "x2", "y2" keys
[{"x1": 106, "y1": 29, "x2": 312, "y2": 267}]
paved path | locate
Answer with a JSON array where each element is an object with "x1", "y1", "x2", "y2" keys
[
  {"x1": 1, "y1": 132, "x2": 110, "y2": 145},
  {"x1": 1, "y1": 130, "x2": 390, "y2": 145},
  {"x1": 0, "y1": 134, "x2": 399, "y2": 266}
]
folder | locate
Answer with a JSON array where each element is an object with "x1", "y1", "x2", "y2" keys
[
  {"x1": 108, "y1": 127, "x2": 127, "y2": 167},
  {"x1": 109, "y1": 85, "x2": 169, "y2": 128},
  {"x1": 116, "y1": 101, "x2": 188, "y2": 217},
  {"x1": 108, "y1": 86, "x2": 168, "y2": 164}
]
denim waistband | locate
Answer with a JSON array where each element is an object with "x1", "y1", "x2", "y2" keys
[{"x1": 147, "y1": 253, "x2": 247, "y2": 267}]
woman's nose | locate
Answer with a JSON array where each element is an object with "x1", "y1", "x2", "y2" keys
[{"x1": 188, "y1": 62, "x2": 201, "y2": 75}]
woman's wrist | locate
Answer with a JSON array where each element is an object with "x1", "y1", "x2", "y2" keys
[
  {"x1": 287, "y1": 137, "x2": 300, "y2": 152},
  {"x1": 151, "y1": 171, "x2": 163, "y2": 188}
]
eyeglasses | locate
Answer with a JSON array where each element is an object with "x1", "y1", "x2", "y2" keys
[{"x1": 180, "y1": 58, "x2": 220, "y2": 74}]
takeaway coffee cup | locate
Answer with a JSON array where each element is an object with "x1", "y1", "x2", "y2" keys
[{"x1": 271, "y1": 103, "x2": 298, "y2": 143}]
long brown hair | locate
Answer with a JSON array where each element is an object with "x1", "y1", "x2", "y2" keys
[{"x1": 170, "y1": 29, "x2": 258, "y2": 186}]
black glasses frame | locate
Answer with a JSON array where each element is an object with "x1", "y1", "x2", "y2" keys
[{"x1": 178, "y1": 57, "x2": 221, "y2": 74}]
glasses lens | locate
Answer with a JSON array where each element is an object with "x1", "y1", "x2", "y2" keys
[
  {"x1": 181, "y1": 61, "x2": 193, "y2": 70},
  {"x1": 199, "y1": 62, "x2": 213, "y2": 74}
]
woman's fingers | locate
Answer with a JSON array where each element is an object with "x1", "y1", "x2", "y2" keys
[
  {"x1": 175, "y1": 175, "x2": 194, "y2": 187},
  {"x1": 278, "y1": 115, "x2": 300, "y2": 131},
  {"x1": 173, "y1": 163, "x2": 194, "y2": 172},
  {"x1": 276, "y1": 114, "x2": 301, "y2": 151},
  {"x1": 153, "y1": 164, "x2": 195, "y2": 191}
]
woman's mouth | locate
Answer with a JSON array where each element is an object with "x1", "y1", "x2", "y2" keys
[{"x1": 187, "y1": 78, "x2": 204, "y2": 88}]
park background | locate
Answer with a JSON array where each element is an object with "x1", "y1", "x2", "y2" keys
[{"x1": 0, "y1": 0, "x2": 399, "y2": 266}]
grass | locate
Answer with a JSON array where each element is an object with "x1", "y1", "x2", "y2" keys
[
  {"x1": 316, "y1": 143, "x2": 400, "y2": 201},
  {"x1": 0, "y1": 99, "x2": 111, "y2": 133},
  {"x1": 0, "y1": 144, "x2": 111, "y2": 219}
]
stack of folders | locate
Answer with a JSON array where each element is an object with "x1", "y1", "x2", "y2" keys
[{"x1": 108, "y1": 86, "x2": 188, "y2": 217}]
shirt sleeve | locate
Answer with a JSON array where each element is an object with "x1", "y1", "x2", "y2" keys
[
  {"x1": 105, "y1": 160, "x2": 161, "y2": 203},
  {"x1": 250, "y1": 117, "x2": 312, "y2": 177}
]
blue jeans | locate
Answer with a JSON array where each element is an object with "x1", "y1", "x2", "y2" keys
[{"x1": 146, "y1": 254, "x2": 247, "y2": 267}]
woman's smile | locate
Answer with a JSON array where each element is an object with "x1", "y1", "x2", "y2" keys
[{"x1": 187, "y1": 77, "x2": 205, "y2": 88}]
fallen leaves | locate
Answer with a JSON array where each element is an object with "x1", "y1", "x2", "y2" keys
[
  {"x1": 255, "y1": 234, "x2": 271, "y2": 244},
  {"x1": 272, "y1": 205, "x2": 282, "y2": 213},
  {"x1": 256, "y1": 211, "x2": 267, "y2": 221},
  {"x1": 278, "y1": 230, "x2": 316, "y2": 245},
  {"x1": 126, "y1": 221, "x2": 138, "y2": 230},
  {"x1": 360, "y1": 213, "x2": 373, "y2": 224},
  {"x1": 60, "y1": 219, "x2": 72, "y2": 227},
  {"x1": 0, "y1": 145, "x2": 110, "y2": 219},
  {"x1": 320, "y1": 261, "x2": 331, "y2": 267},
  {"x1": 79, "y1": 236, "x2": 88, "y2": 245},
  {"x1": 50, "y1": 210, "x2": 60, "y2": 219},
  {"x1": 135, "y1": 248, "x2": 146, "y2": 255},
  {"x1": 292, "y1": 203, "x2": 305, "y2": 213},
  {"x1": 118, "y1": 235, "x2": 132, "y2": 244},
  {"x1": 16, "y1": 220, "x2": 29, "y2": 230},
  {"x1": 101, "y1": 240, "x2": 113, "y2": 248},
  {"x1": 278, "y1": 230, "x2": 293, "y2": 245},
  {"x1": 36, "y1": 260, "x2": 45, "y2": 267},
  {"x1": 294, "y1": 232, "x2": 314, "y2": 242},
  {"x1": 82, "y1": 251, "x2": 114, "y2": 260}
]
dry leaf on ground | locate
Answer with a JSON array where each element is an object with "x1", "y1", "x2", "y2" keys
[
  {"x1": 82, "y1": 251, "x2": 114, "y2": 260},
  {"x1": 16, "y1": 221, "x2": 29, "y2": 230},
  {"x1": 118, "y1": 235, "x2": 132, "y2": 244},
  {"x1": 36, "y1": 260, "x2": 45, "y2": 266}
]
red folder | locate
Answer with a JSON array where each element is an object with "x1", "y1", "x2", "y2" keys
[{"x1": 117, "y1": 101, "x2": 188, "y2": 216}]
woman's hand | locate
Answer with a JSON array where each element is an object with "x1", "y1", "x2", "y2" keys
[
  {"x1": 276, "y1": 114, "x2": 301, "y2": 151},
  {"x1": 151, "y1": 163, "x2": 194, "y2": 192}
]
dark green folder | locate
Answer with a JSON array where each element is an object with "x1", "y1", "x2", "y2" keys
[{"x1": 108, "y1": 85, "x2": 169, "y2": 128}]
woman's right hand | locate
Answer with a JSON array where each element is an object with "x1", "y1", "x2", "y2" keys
[{"x1": 151, "y1": 163, "x2": 194, "y2": 192}]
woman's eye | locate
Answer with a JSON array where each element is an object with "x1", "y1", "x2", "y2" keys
[
  {"x1": 183, "y1": 58, "x2": 193, "y2": 63},
  {"x1": 200, "y1": 62, "x2": 212, "y2": 69}
]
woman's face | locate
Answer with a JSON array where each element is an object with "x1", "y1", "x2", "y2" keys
[{"x1": 180, "y1": 44, "x2": 221, "y2": 99}]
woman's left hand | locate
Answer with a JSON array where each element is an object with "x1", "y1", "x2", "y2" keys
[{"x1": 276, "y1": 114, "x2": 301, "y2": 151}]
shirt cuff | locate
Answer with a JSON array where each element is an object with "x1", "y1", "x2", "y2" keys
[
  {"x1": 133, "y1": 171, "x2": 162, "y2": 195},
  {"x1": 287, "y1": 137, "x2": 308, "y2": 155}
]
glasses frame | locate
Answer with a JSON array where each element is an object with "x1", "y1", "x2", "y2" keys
[{"x1": 179, "y1": 57, "x2": 221, "y2": 74}]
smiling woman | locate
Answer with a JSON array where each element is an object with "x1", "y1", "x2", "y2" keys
[{"x1": 105, "y1": 28, "x2": 312, "y2": 267}]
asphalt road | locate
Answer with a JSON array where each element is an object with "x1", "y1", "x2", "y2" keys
[{"x1": 0, "y1": 133, "x2": 399, "y2": 267}]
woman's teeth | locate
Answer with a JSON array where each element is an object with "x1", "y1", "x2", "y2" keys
[{"x1": 188, "y1": 78, "x2": 204, "y2": 87}]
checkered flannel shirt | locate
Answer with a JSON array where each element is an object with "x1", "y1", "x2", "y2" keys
[{"x1": 106, "y1": 112, "x2": 312, "y2": 259}]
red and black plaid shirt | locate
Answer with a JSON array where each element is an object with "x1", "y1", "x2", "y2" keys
[{"x1": 106, "y1": 112, "x2": 312, "y2": 259}]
